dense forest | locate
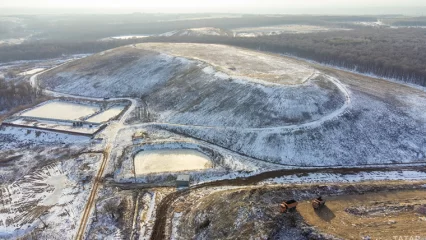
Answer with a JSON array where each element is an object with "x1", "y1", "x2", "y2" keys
[
  {"x1": 0, "y1": 14, "x2": 377, "y2": 41},
  {"x1": 382, "y1": 16, "x2": 426, "y2": 26},
  {"x1": 1, "y1": 26, "x2": 426, "y2": 86},
  {"x1": 1, "y1": 13, "x2": 426, "y2": 87},
  {"x1": 0, "y1": 39, "x2": 143, "y2": 62}
]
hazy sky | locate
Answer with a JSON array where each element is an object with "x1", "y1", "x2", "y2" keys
[{"x1": 1, "y1": 0, "x2": 426, "y2": 14}]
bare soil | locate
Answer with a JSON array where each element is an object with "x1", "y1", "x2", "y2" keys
[
  {"x1": 150, "y1": 173, "x2": 426, "y2": 240},
  {"x1": 299, "y1": 189, "x2": 426, "y2": 239},
  {"x1": 135, "y1": 43, "x2": 314, "y2": 85}
]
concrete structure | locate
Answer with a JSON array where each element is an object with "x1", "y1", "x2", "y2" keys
[
  {"x1": 176, "y1": 175, "x2": 190, "y2": 188},
  {"x1": 2, "y1": 117, "x2": 106, "y2": 137}
]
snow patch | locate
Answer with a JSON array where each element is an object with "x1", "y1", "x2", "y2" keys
[{"x1": 18, "y1": 68, "x2": 45, "y2": 76}]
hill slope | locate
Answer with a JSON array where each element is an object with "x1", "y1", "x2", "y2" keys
[
  {"x1": 40, "y1": 44, "x2": 343, "y2": 128},
  {"x1": 39, "y1": 43, "x2": 426, "y2": 166}
]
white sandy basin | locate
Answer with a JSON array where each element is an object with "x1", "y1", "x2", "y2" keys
[
  {"x1": 134, "y1": 149, "x2": 212, "y2": 175},
  {"x1": 40, "y1": 175, "x2": 68, "y2": 206},
  {"x1": 86, "y1": 106, "x2": 125, "y2": 123},
  {"x1": 21, "y1": 101, "x2": 100, "y2": 120}
]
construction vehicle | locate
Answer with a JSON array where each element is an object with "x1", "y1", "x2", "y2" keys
[
  {"x1": 280, "y1": 200, "x2": 298, "y2": 213},
  {"x1": 311, "y1": 196, "x2": 326, "y2": 209},
  {"x1": 132, "y1": 130, "x2": 148, "y2": 140}
]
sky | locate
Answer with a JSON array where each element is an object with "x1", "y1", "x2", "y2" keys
[{"x1": 0, "y1": 0, "x2": 425, "y2": 14}]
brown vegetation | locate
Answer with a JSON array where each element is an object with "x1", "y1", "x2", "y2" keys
[{"x1": 0, "y1": 78, "x2": 40, "y2": 113}]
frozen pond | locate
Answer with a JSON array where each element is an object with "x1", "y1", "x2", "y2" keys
[
  {"x1": 134, "y1": 149, "x2": 212, "y2": 175},
  {"x1": 21, "y1": 101, "x2": 100, "y2": 120},
  {"x1": 86, "y1": 106, "x2": 125, "y2": 123}
]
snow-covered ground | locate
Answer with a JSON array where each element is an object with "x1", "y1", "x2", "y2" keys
[
  {"x1": 0, "y1": 126, "x2": 90, "y2": 150},
  {"x1": 139, "y1": 192, "x2": 156, "y2": 240},
  {"x1": 111, "y1": 125, "x2": 283, "y2": 183},
  {"x1": 161, "y1": 69, "x2": 426, "y2": 166},
  {"x1": 3, "y1": 41, "x2": 426, "y2": 238},
  {"x1": 157, "y1": 26, "x2": 348, "y2": 38},
  {"x1": 40, "y1": 47, "x2": 192, "y2": 98},
  {"x1": 9, "y1": 118, "x2": 102, "y2": 135},
  {"x1": 159, "y1": 27, "x2": 233, "y2": 37},
  {"x1": 101, "y1": 35, "x2": 151, "y2": 41},
  {"x1": 36, "y1": 42, "x2": 426, "y2": 167},
  {"x1": 0, "y1": 154, "x2": 101, "y2": 239},
  {"x1": 352, "y1": 21, "x2": 386, "y2": 27},
  {"x1": 261, "y1": 170, "x2": 426, "y2": 185},
  {"x1": 18, "y1": 68, "x2": 46, "y2": 76},
  {"x1": 39, "y1": 44, "x2": 345, "y2": 129},
  {"x1": 233, "y1": 24, "x2": 349, "y2": 37}
]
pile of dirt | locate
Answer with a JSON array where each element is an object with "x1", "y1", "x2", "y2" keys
[{"x1": 345, "y1": 205, "x2": 415, "y2": 217}]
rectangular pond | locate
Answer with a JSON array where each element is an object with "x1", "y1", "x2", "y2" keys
[
  {"x1": 86, "y1": 106, "x2": 125, "y2": 123},
  {"x1": 21, "y1": 101, "x2": 100, "y2": 121},
  {"x1": 134, "y1": 149, "x2": 212, "y2": 175}
]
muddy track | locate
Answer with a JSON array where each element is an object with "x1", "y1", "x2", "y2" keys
[
  {"x1": 75, "y1": 149, "x2": 109, "y2": 240},
  {"x1": 149, "y1": 165, "x2": 426, "y2": 240}
]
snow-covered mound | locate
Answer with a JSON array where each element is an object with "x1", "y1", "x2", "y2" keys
[
  {"x1": 39, "y1": 44, "x2": 344, "y2": 128},
  {"x1": 162, "y1": 72, "x2": 426, "y2": 166},
  {"x1": 135, "y1": 43, "x2": 314, "y2": 85},
  {"x1": 38, "y1": 42, "x2": 426, "y2": 166},
  {"x1": 159, "y1": 27, "x2": 233, "y2": 37},
  {"x1": 41, "y1": 47, "x2": 193, "y2": 97}
]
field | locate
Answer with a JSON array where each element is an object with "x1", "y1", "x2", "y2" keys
[{"x1": 134, "y1": 149, "x2": 212, "y2": 175}]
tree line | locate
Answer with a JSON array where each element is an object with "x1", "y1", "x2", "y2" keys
[
  {"x1": 0, "y1": 78, "x2": 37, "y2": 112},
  {"x1": 1, "y1": 26, "x2": 425, "y2": 87},
  {"x1": 0, "y1": 39, "x2": 143, "y2": 63},
  {"x1": 4, "y1": 14, "x2": 376, "y2": 41}
]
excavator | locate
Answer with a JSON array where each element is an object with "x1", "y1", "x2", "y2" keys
[{"x1": 311, "y1": 196, "x2": 326, "y2": 209}]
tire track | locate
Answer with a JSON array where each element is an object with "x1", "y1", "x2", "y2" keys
[{"x1": 74, "y1": 148, "x2": 109, "y2": 240}]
